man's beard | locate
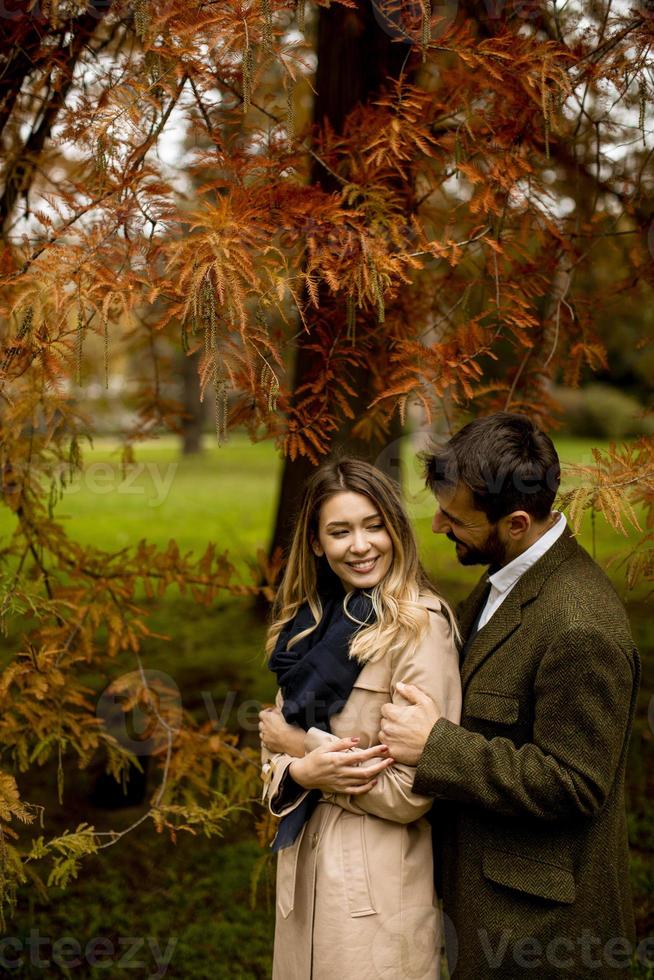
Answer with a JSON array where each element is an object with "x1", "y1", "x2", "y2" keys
[{"x1": 447, "y1": 525, "x2": 507, "y2": 568}]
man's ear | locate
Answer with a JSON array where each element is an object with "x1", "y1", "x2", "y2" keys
[{"x1": 505, "y1": 510, "x2": 531, "y2": 538}]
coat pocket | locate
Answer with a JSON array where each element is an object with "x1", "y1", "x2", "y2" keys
[
  {"x1": 482, "y1": 847, "x2": 576, "y2": 904},
  {"x1": 339, "y1": 812, "x2": 376, "y2": 917},
  {"x1": 466, "y1": 691, "x2": 520, "y2": 725}
]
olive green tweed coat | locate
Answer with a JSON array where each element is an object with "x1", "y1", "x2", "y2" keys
[{"x1": 414, "y1": 527, "x2": 641, "y2": 979}]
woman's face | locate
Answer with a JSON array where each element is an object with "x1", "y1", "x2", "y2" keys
[{"x1": 312, "y1": 491, "x2": 394, "y2": 592}]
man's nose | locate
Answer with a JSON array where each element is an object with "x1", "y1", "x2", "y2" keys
[{"x1": 432, "y1": 510, "x2": 448, "y2": 534}]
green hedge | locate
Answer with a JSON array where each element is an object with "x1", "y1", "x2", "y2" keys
[{"x1": 554, "y1": 384, "x2": 654, "y2": 440}]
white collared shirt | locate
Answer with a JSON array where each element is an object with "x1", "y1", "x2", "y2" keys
[{"x1": 476, "y1": 511, "x2": 567, "y2": 632}]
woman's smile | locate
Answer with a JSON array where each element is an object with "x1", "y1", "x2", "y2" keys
[{"x1": 346, "y1": 556, "x2": 379, "y2": 573}]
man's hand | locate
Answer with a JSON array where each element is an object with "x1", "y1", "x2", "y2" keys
[
  {"x1": 378, "y1": 682, "x2": 441, "y2": 766},
  {"x1": 289, "y1": 740, "x2": 394, "y2": 795}
]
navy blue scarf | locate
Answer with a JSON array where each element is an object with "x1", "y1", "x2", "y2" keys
[{"x1": 268, "y1": 590, "x2": 374, "y2": 851}]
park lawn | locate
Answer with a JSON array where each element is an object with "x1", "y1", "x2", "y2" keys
[
  {"x1": 4, "y1": 432, "x2": 653, "y2": 977},
  {"x1": 20, "y1": 434, "x2": 284, "y2": 563}
]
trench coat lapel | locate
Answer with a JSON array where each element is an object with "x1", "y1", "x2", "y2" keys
[{"x1": 460, "y1": 526, "x2": 579, "y2": 694}]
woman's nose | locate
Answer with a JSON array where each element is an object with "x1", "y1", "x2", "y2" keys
[{"x1": 349, "y1": 532, "x2": 371, "y2": 554}]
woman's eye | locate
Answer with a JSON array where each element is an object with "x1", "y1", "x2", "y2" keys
[{"x1": 329, "y1": 524, "x2": 383, "y2": 537}]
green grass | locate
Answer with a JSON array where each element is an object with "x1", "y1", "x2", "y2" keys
[
  {"x1": 2, "y1": 432, "x2": 653, "y2": 977},
  {"x1": 8, "y1": 435, "x2": 284, "y2": 564}
]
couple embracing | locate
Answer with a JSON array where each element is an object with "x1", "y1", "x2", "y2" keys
[{"x1": 258, "y1": 413, "x2": 640, "y2": 980}]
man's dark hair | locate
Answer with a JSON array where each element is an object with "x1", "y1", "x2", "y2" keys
[{"x1": 423, "y1": 412, "x2": 561, "y2": 523}]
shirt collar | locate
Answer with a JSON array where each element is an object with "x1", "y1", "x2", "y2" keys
[{"x1": 487, "y1": 511, "x2": 567, "y2": 595}]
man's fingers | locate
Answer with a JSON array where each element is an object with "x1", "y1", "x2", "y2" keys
[
  {"x1": 381, "y1": 702, "x2": 401, "y2": 720},
  {"x1": 396, "y1": 681, "x2": 429, "y2": 705}
]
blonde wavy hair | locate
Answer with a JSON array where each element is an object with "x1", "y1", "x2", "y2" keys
[{"x1": 265, "y1": 458, "x2": 458, "y2": 666}]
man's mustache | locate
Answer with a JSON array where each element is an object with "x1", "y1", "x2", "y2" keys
[{"x1": 446, "y1": 532, "x2": 463, "y2": 544}]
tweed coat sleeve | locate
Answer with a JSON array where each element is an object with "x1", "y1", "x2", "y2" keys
[
  {"x1": 413, "y1": 624, "x2": 637, "y2": 820},
  {"x1": 308, "y1": 605, "x2": 462, "y2": 824}
]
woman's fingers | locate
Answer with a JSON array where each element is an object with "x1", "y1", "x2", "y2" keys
[
  {"x1": 324, "y1": 757, "x2": 394, "y2": 789},
  {"x1": 327, "y1": 736, "x2": 362, "y2": 751},
  {"x1": 345, "y1": 779, "x2": 379, "y2": 795},
  {"x1": 344, "y1": 743, "x2": 389, "y2": 764},
  {"x1": 323, "y1": 741, "x2": 387, "y2": 761},
  {"x1": 347, "y1": 757, "x2": 395, "y2": 781}
]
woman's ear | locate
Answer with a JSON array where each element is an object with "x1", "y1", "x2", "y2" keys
[{"x1": 310, "y1": 536, "x2": 324, "y2": 557}]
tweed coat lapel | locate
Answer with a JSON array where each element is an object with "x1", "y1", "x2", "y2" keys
[
  {"x1": 459, "y1": 525, "x2": 579, "y2": 693},
  {"x1": 457, "y1": 573, "x2": 491, "y2": 645}
]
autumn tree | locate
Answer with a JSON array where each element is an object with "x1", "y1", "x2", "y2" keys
[{"x1": 0, "y1": 0, "x2": 653, "y2": 924}]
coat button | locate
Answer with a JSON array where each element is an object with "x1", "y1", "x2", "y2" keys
[{"x1": 311, "y1": 833, "x2": 319, "y2": 849}]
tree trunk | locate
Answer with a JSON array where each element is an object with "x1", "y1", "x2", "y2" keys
[
  {"x1": 180, "y1": 348, "x2": 206, "y2": 454},
  {"x1": 267, "y1": 1, "x2": 411, "y2": 562}
]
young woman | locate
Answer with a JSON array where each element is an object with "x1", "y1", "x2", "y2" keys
[{"x1": 259, "y1": 459, "x2": 461, "y2": 980}]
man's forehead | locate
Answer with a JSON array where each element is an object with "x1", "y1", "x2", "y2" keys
[{"x1": 435, "y1": 482, "x2": 481, "y2": 517}]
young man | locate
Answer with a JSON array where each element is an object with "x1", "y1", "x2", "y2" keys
[{"x1": 380, "y1": 412, "x2": 641, "y2": 979}]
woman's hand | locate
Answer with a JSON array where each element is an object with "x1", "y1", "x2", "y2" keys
[
  {"x1": 259, "y1": 707, "x2": 306, "y2": 757},
  {"x1": 289, "y1": 739, "x2": 394, "y2": 795}
]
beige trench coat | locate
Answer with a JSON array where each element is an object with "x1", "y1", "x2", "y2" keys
[{"x1": 261, "y1": 600, "x2": 462, "y2": 980}]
